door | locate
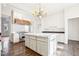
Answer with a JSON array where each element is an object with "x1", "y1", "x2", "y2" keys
[{"x1": 68, "y1": 18, "x2": 79, "y2": 41}]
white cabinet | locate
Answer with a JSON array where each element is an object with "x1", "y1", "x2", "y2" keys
[
  {"x1": 37, "y1": 36, "x2": 57, "y2": 56},
  {"x1": 30, "y1": 39, "x2": 36, "y2": 51},
  {"x1": 29, "y1": 36, "x2": 36, "y2": 51},
  {"x1": 25, "y1": 35, "x2": 30, "y2": 47},
  {"x1": 25, "y1": 35, "x2": 37, "y2": 51},
  {"x1": 25, "y1": 33, "x2": 57, "y2": 56},
  {"x1": 37, "y1": 40, "x2": 48, "y2": 56}
]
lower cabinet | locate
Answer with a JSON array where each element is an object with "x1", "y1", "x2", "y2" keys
[
  {"x1": 25, "y1": 36, "x2": 30, "y2": 47},
  {"x1": 30, "y1": 39, "x2": 36, "y2": 51},
  {"x1": 25, "y1": 35, "x2": 57, "y2": 56},
  {"x1": 37, "y1": 40, "x2": 48, "y2": 56},
  {"x1": 25, "y1": 36, "x2": 37, "y2": 51}
]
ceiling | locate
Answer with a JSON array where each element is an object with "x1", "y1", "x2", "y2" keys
[{"x1": 9, "y1": 3, "x2": 79, "y2": 15}]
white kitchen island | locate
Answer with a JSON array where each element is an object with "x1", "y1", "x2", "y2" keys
[{"x1": 25, "y1": 33, "x2": 57, "y2": 56}]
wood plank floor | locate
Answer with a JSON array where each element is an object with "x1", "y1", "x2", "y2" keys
[
  {"x1": 56, "y1": 40, "x2": 79, "y2": 56},
  {"x1": 1, "y1": 41, "x2": 41, "y2": 56},
  {"x1": 1, "y1": 37, "x2": 79, "y2": 56}
]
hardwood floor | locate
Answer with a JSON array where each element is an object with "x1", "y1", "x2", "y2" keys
[
  {"x1": 1, "y1": 37, "x2": 79, "y2": 56},
  {"x1": 56, "y1": 40, "x2": 79, "y2": 56},
  {"x1": 2, "y1": 42, "x2": 41, "y2": 56},
  {"x1": 1, "y1": 38, "x2": 41, "y2": 56}
]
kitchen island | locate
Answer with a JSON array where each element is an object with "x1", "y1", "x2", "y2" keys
[
  {"x1": 42, "y1": 31, "x2": 65, "y2": 43},
  {"x1": 25, "y1": 33, "x2": 57, "y2": 56}
]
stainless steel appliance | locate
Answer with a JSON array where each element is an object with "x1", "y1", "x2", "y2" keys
[
  {"x1": 1, "y1": 15, "x2": 11, "y2": 37},
  {"x1": 18, "y1": 32, "x2": 27, "y2": 42}
]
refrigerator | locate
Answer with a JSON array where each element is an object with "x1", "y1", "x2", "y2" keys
[
  {"x1": 1, "y1": 15, "x2": 11, "y2": 55},
  {"x1": 1, "y1": 15, "x2": 11, "y2": 37}
]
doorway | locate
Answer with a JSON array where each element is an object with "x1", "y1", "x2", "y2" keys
[{"x1": 68, "y1": 17, "x2": 79, "y2": 41}]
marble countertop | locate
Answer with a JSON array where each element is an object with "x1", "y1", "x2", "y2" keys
[{"x1": 25, "y1": 33, "x2": 57, "y2": 38}]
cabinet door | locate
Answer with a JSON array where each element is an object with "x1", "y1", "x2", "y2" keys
[
  {"x1": 37, "y1": 41, "x2": 48, "y2": 56},
  {"x1": 37, "y1": 41, "x2": 41, "y2": 54},
  {"x1": 30, "y1": 39, "x2": 36, "y2": 51},
  {"x1": 25, "y1": 36, "x2": 30, "y2": 47}
]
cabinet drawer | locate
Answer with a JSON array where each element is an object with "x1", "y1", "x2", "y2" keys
[
  {"x1": 30, "y1": 36, "x2": 36, "y2": 39},
  {"x1": 26, "y1": 35, "x2": 30, "y2": 38},
  {"x1": 37, "y1": 37, "x2": 48, "y2": 42}
]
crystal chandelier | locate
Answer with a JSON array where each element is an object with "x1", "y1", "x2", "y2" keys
[
  {"x1": 32, "y1": 4, "x2": 47, "y2": 33},
  {"x1": 32, "y1": 6, "x2": 47, "y2": 18}
]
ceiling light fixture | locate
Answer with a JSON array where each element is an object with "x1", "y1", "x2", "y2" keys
[{"x1": 32, "y1": 4, "x2": 47, "y2": 18}]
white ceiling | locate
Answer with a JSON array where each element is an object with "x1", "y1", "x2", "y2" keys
[{"x1": 9, "y1": 3, "x2": 79, "y2": 15}]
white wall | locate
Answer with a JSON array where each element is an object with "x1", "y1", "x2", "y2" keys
[
  {"x1": 13, "y1": 24, "x2": 29, "y2": 33},
  {"x1": 41, "y1": 5, "x2": 79, "y2": 44},
  {"x1": 64, "y1": 6, "x2": 79, "y2": 43},
  {"x1": 13, "y1": 24, "x2": 25, "y2": 32},
  {"x1": 68, "y1": 18, "x2": 79, "y2": 41},
  {"x1": 11, "y1": 5, "x2": 30, "y2": 33},
  {"x1": 1, "y1": 4, "x2": 12, "y2": 16},
  {"x1": 65, "y1": 6, "x2": 79, "y2": 19},
  {"x1": 12, "y1": 11, "x2": 30, "y2": 33},
  {"x1": 41, "y1": 11, "x2": 65, "y2": 31}
]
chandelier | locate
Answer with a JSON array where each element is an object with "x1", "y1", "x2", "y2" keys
[
  {"x1": 32, "y1": 6, "x2": 47, "y2": 18},
  {"x1": 32, "y1": 4, "x2": 47, "y2": 33}
]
